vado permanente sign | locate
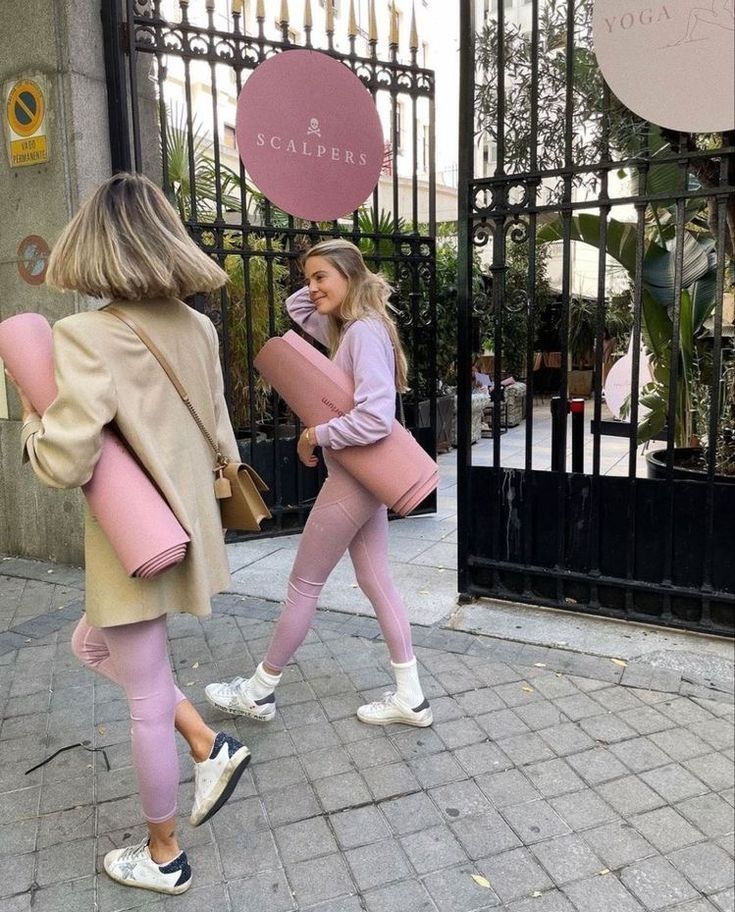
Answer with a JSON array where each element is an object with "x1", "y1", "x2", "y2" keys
[
  {"x1": 592, "y1": 0, "x2": 735, "y2": 133},
  {"x1": 236, "y1": 50, "x2": 384, "y2": 222}
]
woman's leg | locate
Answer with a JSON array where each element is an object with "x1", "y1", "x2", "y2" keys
[
  {"x1": 205, "y1": 465, "x2": 384, "y2": 719},
  {"x1": 348, "y1": 507, "x2": 413, "y2": 664},
  {"x1": 72, "y1": 616, "x2": 215, "y2": 763},
  {"x1": 348, "y1": 508, "x2": 432, "y2": 726},
  {"x1": 263, "y1": 467, "x2": 381, "y2": 670},
  {"x1": 98, "y1": 617, "x2": 181, "y2": 844}
]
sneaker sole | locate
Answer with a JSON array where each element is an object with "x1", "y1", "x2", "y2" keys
[
  {"x1": 103, "y1": 860, "x2": 191, "y2": 895},
  {"x1": 189, "y1": 746, "x2": 251, "y2": 827},
  {"x1": 204, "y1": 691, "x2": 276, "y2": 722},
  {"x1": 356, "y1": 709, "x2": 433, "y2": 728}
]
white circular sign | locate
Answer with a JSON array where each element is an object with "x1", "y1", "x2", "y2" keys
[{"x1": 593, "y1": 0, "x2": 735, "y2": 133}]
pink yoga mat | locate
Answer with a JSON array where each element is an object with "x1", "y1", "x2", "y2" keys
[
  {"x1": 0, "y1": 313, "x2": 190, "y2": 578},
  {"x1": 254, "y1": 330, "x2": 438, "y2": 516}
]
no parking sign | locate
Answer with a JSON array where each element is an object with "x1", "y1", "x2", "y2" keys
[{"x1": 4, "y1": 75, "x2": 50, "y2": 168}]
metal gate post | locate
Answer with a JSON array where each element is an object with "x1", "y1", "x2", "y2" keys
[
  {"x1": 550, "y1": 396, "x2": 566, "y2": 472},
  {"x1": 570, "y1": 398, "x2": 585, "y2": 473},
  {"x1": 101, "y1": 0, "x2": 132, "y2": 173}
]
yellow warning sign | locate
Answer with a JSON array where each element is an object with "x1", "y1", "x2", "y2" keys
[{"x1": 4, "y1": 76, "x2": 49, "y2": 168}]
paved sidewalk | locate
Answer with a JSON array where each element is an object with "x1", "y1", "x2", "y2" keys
[{"x1": 1, "y1": 555, "x2": 733, "y2": 912}]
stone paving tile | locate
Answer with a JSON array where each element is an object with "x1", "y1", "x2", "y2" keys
[
  {"x1": 476, "y1": 767, "x2": 543, "y2": 809},
  {"x1": 346, "y1": 837, "x2": 412, "y2": 890},
  {"x1": 549, "y1": 788, "x2": 621, "y2": 831},
  {"x1": 501, "y1": 799, "x2": 572, "y2": 844},
  {"x1": 422, "y1": 862, "x2": 502, "y2": 911},
  {"x1": 531, "y1": 833, "x2": 607, "y2": 885},
  {"x1": 400, "y1": 824, "x2": 469, "y2": 874},
  {"x1": 582, "y1": 821, "x2": 658, "y2": 870},
  {"x1": 478, "y1": 846, "x2": 554, "y2": 903},
  {"x1": 381, "y1": 791, "x2": 444, "y2": 835},
  {"x1": 330, "y1": 804, "x2": 391, "y2": 850},
  {"x1": 667, "y1": 842, "x2": 735, "y2": 895},
  {"x1": 620, "y1": 855, "x2": 700, "y2": 910},
  {"x1": 563, "y1": 872, "x2": 645, "y2": 911},
  {"x1": 629, "y1": 806, "x2": 706, "y2": 854},
  {"x1": 363, "y1": 878, "x2": 438, "y2": 912}
]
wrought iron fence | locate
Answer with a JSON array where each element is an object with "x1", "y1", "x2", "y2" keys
[
  {"x1": 457, "y1": 0, "x2": 735, "y2": 635},
  {"x1": 102, "y1": 0, "x2": 438, "y2": 534}
]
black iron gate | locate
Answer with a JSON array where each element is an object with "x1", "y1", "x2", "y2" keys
[
  {"x1": 457, "y1": 0, "x2": 735, "y2": 635},
  {"x1": 102, "y1": 0, "x2": 437, "y2": 534}
]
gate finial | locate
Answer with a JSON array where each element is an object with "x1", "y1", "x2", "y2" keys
[
  {"x1": 256, "y1": 0, "x2": 265, "y2": 21},
  {"x1": 279, "y1": 0, "x2": 289, "y2": 27},
  {"x1": 325, "y1": 0, "x2": 335, "y2": 34},
  {"x1": 410, "y1": 2, "x2": 418, "y2": 53},
  {"x1": 389, "y1": 2, "x2": 399, "y2": 49},
  {"x1": 348, "y1": 0, "x2": 358, "y2": 39},
  {"x1": 231, "y1": 0, "x2": 242, "y2": 14},
  {"x1": 206, "y1": 0, "x2": 215, "y2": 11},
  {"x1": 368, "y1": 0, "x2": 377, "y2": 46},
  {"x1": 304, "y1": 0, "x2": 312, "y2": 28}
]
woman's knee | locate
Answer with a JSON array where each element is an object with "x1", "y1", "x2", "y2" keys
[{"x1": 71, "y1": 617, "x2": 108, "y2": 669}]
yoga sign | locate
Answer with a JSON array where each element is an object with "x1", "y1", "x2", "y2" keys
[
  {"x1": 236, "y1": 50, "x2": 384, "y2": 222},
  {"x1": 592, "y1": 0, "x2": 735, "y2": 132}
]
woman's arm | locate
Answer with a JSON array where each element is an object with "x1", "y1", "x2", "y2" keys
[
  {"x1": 313, "y1": 321, "x2": 395, "y2": 450},
  {"x1": 286, "y1": 286, "x2": 330, "y2": 347},
  {"x1": 22, "y1": 319, "x2": 117, "y2": 488}
]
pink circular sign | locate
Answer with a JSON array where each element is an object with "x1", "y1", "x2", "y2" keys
[{"x1": 236, "y1": 50, "x2": 385, "y2": 222}]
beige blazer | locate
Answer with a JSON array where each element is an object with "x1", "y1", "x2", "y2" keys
[{"x1": 22, "y1": 299, "x2": 240, "y2": 628}]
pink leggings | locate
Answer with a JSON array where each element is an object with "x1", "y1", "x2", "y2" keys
[
  {"x1": 71, "y1": 615, "x2": 185, "y2": 823},
  {"x1": 264, "y1": 459, "x2": 414, "y2": 670}
]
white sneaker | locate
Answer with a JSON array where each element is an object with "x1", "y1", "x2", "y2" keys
[
  {"x1": 190, "y1": 731, "x2": 251, "y2": 827},
  {"x1": 205, "y1": 676, "x2": 276, "y2": 721},
  {"x1": 103, "y1": 838, "x2": 191, "y2": 895},
  {"x1": 357, "y1": 692, "x2": 433, "y2": 727}
]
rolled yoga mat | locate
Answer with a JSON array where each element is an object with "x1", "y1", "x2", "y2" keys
[
  {"x1": 254, "y1": 330, "x2": 438, "y2": 516},
  {"x1": 0, "y1": 313, "x2": 190, "y2": 578}
]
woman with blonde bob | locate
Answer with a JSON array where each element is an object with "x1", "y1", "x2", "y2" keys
[
  {"x1": 7, "y1": 172, "x2": 251, "y2": 896},
  {"x1": 207, "y1": 239, "x2": 432, "y2": 728}
]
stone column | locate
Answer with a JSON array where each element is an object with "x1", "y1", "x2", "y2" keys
[{"x1": 0, "y1": 0, "x2": 113, "y2": 564}]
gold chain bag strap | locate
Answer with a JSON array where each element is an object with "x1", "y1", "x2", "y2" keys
[{"x1": 105, "y1": 307, "x2": 271, "y2": 532}]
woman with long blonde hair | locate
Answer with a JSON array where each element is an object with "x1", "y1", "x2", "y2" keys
[
  {"x1": 207, "y1": 239, "x2": 432, "y2": 728},
  {"x1": 6, "y1": 173, "x2": 251, "y2": 896}
]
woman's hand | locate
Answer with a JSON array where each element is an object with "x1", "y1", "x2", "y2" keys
[
  {"x1": 4, "y1": 370, "x2": 38, "y2": 424},
  {"x1": 297, "y1": 427, "x2": 319, "y2": 468}
]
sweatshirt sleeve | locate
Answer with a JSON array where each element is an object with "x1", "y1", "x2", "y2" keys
[
  {"x1": 313, "y1": 321, "x2": 395, "y2": 450},
  {"x1": 206, "y1": 318, "x2": 240, "y2": 463},
  {"x1": 22, "y1": 319, "x2": 117, "y2": 489},
  {"x1": 286, "y1": 286, "x2": 330, "y2": 346}
]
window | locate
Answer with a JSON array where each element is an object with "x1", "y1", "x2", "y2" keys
[
  {"x1": 422, "y1": 124, "x2": 430, "y2": 172},
  {"x1": 224, "y1": 124, "x2": 237, "y2": 151}
]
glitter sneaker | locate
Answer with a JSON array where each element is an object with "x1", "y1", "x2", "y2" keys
[
  {"x1": 190, "y1": 731, "x2": 251, "y2": 827},
  {"x1": 356, "y1": 692, "x2": 433, "y2": 727},
  {"x1": 204, "y1": 675, "x2": 276, "y2": 721},
  {"x1": 103, "y1": 838, "x2": 191, "y2": 895}
]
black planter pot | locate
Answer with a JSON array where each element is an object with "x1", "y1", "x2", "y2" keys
[{"x1": 645, "y1": 447, "x2": 735, "y2": 485}]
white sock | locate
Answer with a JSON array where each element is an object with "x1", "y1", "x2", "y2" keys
[
  {"x1": 391, "y1": 657, "x2": 426, "y2": 709},
  {"x1": 245, "y1": 662, "x2": 282, "y2": 700}
]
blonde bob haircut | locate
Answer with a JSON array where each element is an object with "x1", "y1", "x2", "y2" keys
[
  {"x1": 303, "y1": 239, "x2": 409, "y2": 393},
  {"x1": 46, "y1": 172, "x2": 228, "y2": 300}
]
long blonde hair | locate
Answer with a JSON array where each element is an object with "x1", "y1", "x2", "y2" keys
[
  {"x1": 46, "y1": 172, "x2": 228, "y2": 300},
  {"x1": 303, "y1": 239, "x2": 409, "y2": 392}
]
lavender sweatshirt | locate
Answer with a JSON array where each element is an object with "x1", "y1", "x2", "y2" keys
[{"x1": 286, "y1": 286, "x2": 396, "y2": 450}]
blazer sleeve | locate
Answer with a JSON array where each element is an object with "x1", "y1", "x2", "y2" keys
[
  {"x1": 206, "y1": 319, "x2": 239, "y2": 462},
  {"x1": 286, "y1": 286, "x2": 330, "y2": 346},
  {"x1": 21, "y1": 319, "x2": 117, "y2": 489},
  {"x1": 313, "y1": 321, "x2": 395, "y2": 450}
]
